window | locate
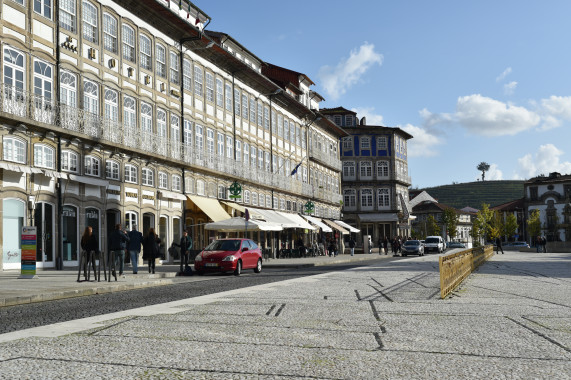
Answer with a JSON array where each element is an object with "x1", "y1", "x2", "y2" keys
[
  {"x1": 155, "y1": 44, "x2": 166, "y2": 78},
  {"x1": 194, "y1": 65, "x2": 203, "y2": 97},
  {"x1": 3, "y1": 137, "x2": 26, "y2": 163},
  {"x1": 124, "y1": 164, "x2": 137, "y2": 183},
  {"x1": 215, "y1": 78, "x2": 223, "y2": 107},
  {"x1": 60, "y1": 71, "x2": 76, "y2": 107},
  {"x1": 123, "y1": 96, "x2": 135, "y2": 128},
  {"x1": 3, "y1": 47, "x2": 25, "y2": 97},
  {"x1": 82, "y1": 1, "x2": 98, "y2": 43},
  {"x1": 284, "y1": 119, "x2": 289, "y2": 141},
  {"x1": 141, "y1": 102, "x2": 152, "y2": 132},
  {"x1": 172, "y1": 175, "x2": 181, "y2": 191},
  {"x1": 195, "y1": 124, "x2": 204, "y2": 152},
  {"x1": 361, "y1": 137, "x2": 371, "y2": 150},
  {"x1": 34, "y1": 59, "x2": 53, "y2": 104},
  {"x1": 345, "y1": 115, "x2": 354, "y2": 127},
  {"x1": 296, "y1": 125, "x2": 301, "y2": 146},
  {"x1": 185, "y1": 177, "x2": 194, "y2": 194},
  {"x1": 122, "y1": 25, "x2": 135, "y2": 62},
  {"x1": 83, "y1": 80, "x2": 98, "y2": 114},
  {"x1": 342, "y1": 137, "x2": 352, "y2": 151},
  {"x1": 343, "y1": 161, "x2": 356, "y2": 179},
  {"x1": 34, "y1": 0, "x2": 52, "y2": 19},
  {"x1": 171, "y1": 114, "x2": 180, "y2": 141},
  {"x1": 218, "y1": 185, "x2": 226, "y2": 199},
  {"x1": 103, "y1": 13, "x2": 117, "y2": 53},
  {"x1": 62, "y1": 151, "x2": 78, "y2": 172},
  {"x1": 104, "y1": 88, "x2": 118, "y2": 121},
  {"x1": 157, "y1": 109, "x2": 167, "y2": 138},
  {"x1": 226, "y1": 135, "x2": 233, "y2": 158},
  {"x1": 251, "y1": 192, "x2": 257, "y2": 206},
  {"x1": 333, "y1": 115, "x2": 342, "y2": 126},
  {"x1": 105, "y1": 160, "x2": 119, "y2": 180},
  {"x1": 273, "y1": 196, "x2": 278, "y2": 209},
  {"x1": 277, "y1": 115, "x2": 283, "y2": 137},
  {"x1": 264, "y1": 106, "x2": 270, "y2": 130},
  {"x1": 290, "y1": 123, "x2": 295, "y2": 144},
  {"x1": 377, "y1": 161, "x2": 389, "y2": 178},
  {"x1": 59, "y1": 0, "x2": 76, "y2": 32},
  {"x1": 243, "y1": 143, "x2": 249, "y2": 166},
  {"x1": 378, "y1": 188, "x2": 390, "y2": 208},
  {"x1": 183, "y1": 120, "x2": 192, "y2": 145},
  {"x1": 84, "y1": 156, "x2": 100, "y2": 176},
  {"x1": 158, "y1": 172, "x2": 168, "y2": 189},
  {"x1": 225, "y1": 84, "x2": 232, "y2": 112},
  {"x1": 257, "y1": 101, "x2": 263, "y2": 126},
  {"x1": 280, "y1": 198, "x2": 285, "y2": 210},
  {"x1": 182, "y1": 59, "x2": 192, "y2": 91},
  {"x1": 196, "y1": 180, "x2": 205, "y2": 195},
  {"x1": 234, "y1": 89, "x2": 241, "y2": 116},
  {"x1": 244, "y1": 190, "x2": 250, "y2": 204},
  {"x1": 217, "y1": 132, "x2": 224, "y2": 157},
  {"x1": 259, "y1": 194, "x2": 265, "y2": 207},
  {"x1": 139, "y1": 35, "x2": 152, "y2": 70},
  {"x1": 205, "y1": 73, "x2": 214, "y2": 102},
  {"x1": 360, "y1": 161, "x2": 372, "y2": 179},
  {"x1": 235, "y1": 140, "x2": 241, "y2": 162},
  {"x1": 206, "y1": 128, "x2": 214, "y2": 155},
  {"x1": 258, "y1": 149, "x2": 264, "y2": 170},
  {"x1": 250, "y1": 98, "x2": 256, "y2": 122},
  {"x1": 34, "y1": 144, "x2": 55, "y2": 169},
  {"x1": 242, "y1": 94, "x2": 248, "y2": 119},
  {"x1": 169, "y1": 51, "x2": 179, "y2": 84},
  {"x1": 250, "y1": 146, "x2": 256, "y2": 167},
  {"x1": 142, "y1": 168, "x2": 154, "y2": 186},
  {"x1": 265, "y1": 152, "x2": 270, "y2": 172},
  {"x1": 361, "y1": 189, "x2": 373, "y2": 209},
  {"x1": 529, "y1": 187, "x2": 538, "y2": 201},
  {"x1": 272, "y1": 110, "x2": 277, "y2": 134}
]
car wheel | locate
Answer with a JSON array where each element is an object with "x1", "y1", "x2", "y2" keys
[
  {"x1": 254, "y1": 259, "x2": 262, "y2": 273},
  {"x1": 234, "y1": 260, "x2": 242, "y2": 276}
]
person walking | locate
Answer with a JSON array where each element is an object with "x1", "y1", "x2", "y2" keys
[
  {"x1": 383, "y1": 237, "x2": 388, "y2": 256},
  {"x1": 178, "y1": 230, "x2": 193, "y2": 272},
  {"x1": 536, "y1": 236, "x2": 542, "y2": 253},
  {"x1": 495, "y1": 236, "x2": 504, "y2": 254},
  {"x1": 541, "y1": 236, "x2": 547, "y2": 253},
  {"x1": 127, "y1": 225, "x2": 143, "y2": 274},
  {"x1": 108, "y1": 224, "x2": 130, "y2": 279},
  {"x1": 80, "y1": 226, "x2": 98, "y2": 279},
  {"x1": 143, "y1": 227, "x2": 161, "y2": 274},
  {"x1": 349, "y1": 237, "x2": 356, "y2": 256}
]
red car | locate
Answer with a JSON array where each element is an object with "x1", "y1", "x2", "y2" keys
[{"x1": 194, "y1": 238, "x2": 263, "y2": 276}]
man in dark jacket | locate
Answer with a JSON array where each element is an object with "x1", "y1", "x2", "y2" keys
[
  {"x1": 108, "y1": 224, "x2": 130, "y2": 279},
  {"x1": 496, "y1": 236, "x2": 504, "y2": 254},
  {"x1": 349, "y1": 237, "x2": 356, "y2": 256},
  {"x1": 178, "y1": 230, "x2": 193, "y2": 272},
  {"x1": 128, "y1": 225, "x2": 143, "y2": 274}
]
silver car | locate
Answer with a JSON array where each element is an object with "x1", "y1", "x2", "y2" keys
[{"x1": 402, "y1": 240, "x2": 424, "y2": 256}]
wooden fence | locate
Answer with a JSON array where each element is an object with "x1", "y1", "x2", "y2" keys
[{"x1": 439, "y1": 245, "x2": 494, "y2": 299}]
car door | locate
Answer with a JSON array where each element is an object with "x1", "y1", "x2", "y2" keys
[{"x1": 240, "y1": 240, "x2": 253, "y2": 268}]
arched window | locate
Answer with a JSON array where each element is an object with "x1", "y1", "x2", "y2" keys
[
  {"x1": 103, "y1": 13, "x2": 117, "y2": 53},
  {"x1": 343, "y1": 189, "x2": 356, "y2": 209},
  {"x1": 124, "y1": 164, "x2": 138, "y2": 183},
  {"x1": 122, "y1": 25, "x2": 135, "y2": 62},
  {"x1": 105, "y1": 160, "x2": 120, "y2": 180},
  {"x1": 3, "y1": 137, "x2": 26, "y2": 163},
  {"x1": 342, "y1": 161, "x2": 356, "y2": 180},
  {"x1": 139, "y1": 34, "x2": 152, "y2": 70},
  {"x1": 158, "y1": 172, "x2": 168, "y2": 189},
  {"x1": 251, "y1": 192, "x2": 257, "y2": 206},
  {"x1": 155, "y1": 44, "x2": 166, "y2": 78},
  {"x1": 172, "y1": 175, "x2": 181, "y2": 191},
  {"x1": 378, "y1": 188, "x2": 390, "y2": 208},
  {"x1": 244, "y1": 190, "x2": 250, "y2": 204},
  {"x1": 361, "y1": 189, "x2": 374, "y2": 210},
  {"x1": 62, "y1": 150, "x2": 78, "y2": 172},
  {"x1": 377, "y1": 161, "x2": 389, "y2": 178},
  {"x1": 84, "y1": 155, "x2": 100, "y2": 176},
  {"x1": 360, "y1": 161, "x2": 372, "y2": 179},
  {"x1": 142, "y1": 168, "x2": 154, "y2": 186},
  {"x1": 196, "y1": 180, "x2": 205, "y2": 195},
  {"x1": 82, "y1": 1, "x2": 98, "y2": 43},
  {"x1": 34, "y1": 144, "x2": 55, "y2": 169}
]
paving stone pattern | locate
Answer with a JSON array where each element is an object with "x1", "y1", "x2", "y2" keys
[{"x1": 0, "y1": 251, "x2": 569, "y2": 379}]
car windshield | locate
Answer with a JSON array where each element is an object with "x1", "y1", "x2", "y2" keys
[
  {"x1": 404, "y1": 240, "x2": 420, "y2": 246},
  {"x1": 204, "y1": 239, "x2": 241, "y2": 251},
  {"x1": 425, "y1": 238, "x2": 439, "y2": 244}
]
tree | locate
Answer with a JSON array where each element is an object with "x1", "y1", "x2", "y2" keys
[
  {"x1": 503, "y1": 213, "x2": 518, "y2": 240},
  {"x1": 477, "y1": 162, "x2": 490, "y2": 181},
  {"x1": 475, "y1": 203, "x2": 494, "y2": 242},
  {"x1": 442, "y1": 208, "x2": 459, "y2": 240},
  {"x1": 527, "y1": 209, "x2": 541, "y2": 242},
  {"x1": 426, "y1": 215, "x2": 440, "y2": 236}
]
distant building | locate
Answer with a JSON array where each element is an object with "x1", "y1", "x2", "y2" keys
[
  {"x1": 320, "y1": 107, "x2": 413, "y2": 245},
  {"x1": 491, "y1": 198, "x2": 526, "y2": 242}
]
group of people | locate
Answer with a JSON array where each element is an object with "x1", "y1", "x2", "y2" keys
[
  {"x1": 79, "y1": 224, "x2": 194, "y2": 280},
  {"x1": 376, "y1": 236, "x2": 408, "y2": 256}
]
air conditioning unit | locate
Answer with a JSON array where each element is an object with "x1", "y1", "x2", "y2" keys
[
  {"x1": 144, "y1": 75, "x2": 151, "y2": 85},
  {"x1": 109, "y1": 58, "x2": 116, "y2": 68},
  {"x1": 88, "y1": 48, "x2": 96, "y2": 60}
]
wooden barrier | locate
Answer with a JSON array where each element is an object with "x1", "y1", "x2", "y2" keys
[{"x1": 439, "y1": 245, "x2": 494, "y2": 299}]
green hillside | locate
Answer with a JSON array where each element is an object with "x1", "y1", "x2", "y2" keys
[{"x1": 419, "y1": 180, "x2": 524, "y2": 210}]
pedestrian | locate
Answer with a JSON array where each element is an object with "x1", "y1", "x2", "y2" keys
[
  {"x1": 383, "y1": 237, "x2": 388, "y2": 256},
  {"x1": 536, "y1": 236, "x2": 541, "y2": 253},
  {"x1": 143, "y1": 227, "x2": 161, "y2": 274},
  {"x1": 391, "y1": 237, "x2": 397, "y2": 256},
  {"x1": 349, "y1": 237, "x2": 356, "y2": 256},
  {"x1": 377, "y1": 237, "x2": 382, "y2": 254},
  {"x1": 108, "y1": 224, "x2": 130, "y2": 279},
  {"x1": 178, "y1": 230, "x2": 193, "y2": 272},
  {"x1": 328, "y1": 239, "x2": 335, "y2": 257},
  {"x1": 127, "y1": 225, "x2": 143, "y2": 274},
  {"x1": 541, "y1": 236, "x2": 547, "y2": 253},
  {"x1": 495, "y1": 236, "x2": 504, "y2": 254},
  {"x1": 80, "y1": 226, "x2": 98, "y2": 278}
]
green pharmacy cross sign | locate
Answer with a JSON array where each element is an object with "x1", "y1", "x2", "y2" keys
[
  {"x1": 304, "y1": 201, "x2": 314, "y2": 214},
  {"x1": 229, "y1": 181, "x2": 242, "y2": 199}
]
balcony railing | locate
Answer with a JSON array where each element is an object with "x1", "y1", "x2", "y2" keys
[
  {"x1": 0, "y1": 83, "x2": 341, "y2": 205},
  {"x1": 310, "y1": 148, "x2": 342, "y2": 171}
]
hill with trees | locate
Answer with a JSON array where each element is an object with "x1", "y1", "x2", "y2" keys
[{"x1": 418, "y1": 180, "x2": 524, "y2": 210}]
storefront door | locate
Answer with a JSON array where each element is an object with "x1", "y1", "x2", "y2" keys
[
  {"x1": 2, "y1": 199, "x2": 25, "y2": 270},
  {"x1": 159, "y1": 216, "x2": 168, "y2": 260},
  {"x1": 62, "y1": 205, "x2": 78, "y2": 262},
  {"x1": 34, "y1": 202, "x2": 54, "y2": 268}
]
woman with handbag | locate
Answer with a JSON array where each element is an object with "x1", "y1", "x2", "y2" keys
[{"x1": 142, "y1": 227, "x2": 161, "y2": 274}]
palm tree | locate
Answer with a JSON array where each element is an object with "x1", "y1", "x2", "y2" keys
[{"x1": 477, "y1": 162, "x2": 490, "y2": 181}]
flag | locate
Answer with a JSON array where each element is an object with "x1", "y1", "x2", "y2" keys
[
  {"x1": 195, "y1": 14, "x2": 201, "y2": 25},
  {"x1": 291, "y1": 161, "x2": 303, "y2": 176}
]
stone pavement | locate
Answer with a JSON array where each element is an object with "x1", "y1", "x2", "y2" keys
[
  {"x1": 0, "y1": 250, "x2": 569, "y2": 379},
  {"x1": 0, "y1": 253, "x2": 385, "y2": 307}
]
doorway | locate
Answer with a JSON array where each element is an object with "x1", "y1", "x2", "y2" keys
[
  {"x1": 159, "y1": 216, "x2": 168, "y2": 260},
  {"x1": 106, "y1": 209, "x2": 120, "y2": 252},
  {"x1": 34, "y1": 202, "x2": 54, "y2": 268},
  {"x1": 143, "y1": 212, "x2": 155, "y2": 237}
]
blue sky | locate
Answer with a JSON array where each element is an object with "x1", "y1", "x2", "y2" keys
[{"x1": 196, "y1": 0, "x2": 571, "y2": 188}]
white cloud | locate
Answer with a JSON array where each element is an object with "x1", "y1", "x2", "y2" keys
[
  {"x1": 540, "y1": 95, "x2": 571, "y2": 120},
  {"x1": 455, "y1": 94, "x2": 540, "y2": 136},
  {"x1": 318, "y1": 42, "x2": 383, "y2": 101},
  {"x1": 503, "y1": 81, "x2": 518, "y2": 95},
  {"x1": 496, "y1": 67, "x2": 512, "y2": 82},
  {"x1": 398, "y1": 124, "x2": 443, "y2": 158},
  {"x1": 350, "y1": 107, "x2": 384, "y2": 125},
  {"x1": 475, "y1": 163, "x2": 503, "y2": 181},
  {"x1": 419, "y1": 108, "x2": 453, "y2": 129},
  {"x1": 517, "y1": 144, "x2": 571, "y2": 178}
]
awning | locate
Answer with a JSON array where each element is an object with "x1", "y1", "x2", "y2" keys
[
  {"x1": 158, "y1": 190, "x2": 187, "y2": 201},
  {"x1": 42, "y1": 169, "x2": 68, "y2": 179},
  {"x1": 187, "y1": 195, "x2": 231, "y2": 222},
  {"x1": 334, "y1": 220, "x2": 360, "y2": 233},
  {"x1": 247, "y1": 208, "x2": 303, "y2": 229},
  {"x1": 68, "y1": 174, "x2": 109, "y2": 187},
  {"x1": 205, "y1": 217, "x2": 282, "y2": 232},
  {"x1": 222, "y1": 201, "x2": 246, "y2": 214},
  {"x1": 358, "y1": 213, "x2": 398, "y2": 223},
  {"x1": 301, "y1": 215, "x2": 333, "y2": 232},
  {"x1": 0, "y1": 162, "x2": 34, "y2": 173},
  {"x1": 322, "y1": 219, "x2": 349, "y2": 235},
  {"x1": 276, "y1": 211, "x2": 316, "y2": 230}
]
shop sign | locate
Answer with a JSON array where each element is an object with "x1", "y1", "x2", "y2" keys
[
  {"x1": 20, "y1": 226, "x2": 37, "y2": 278},
  {"x1": 86, "y1": 210, "x2": 99, "y2": 219},
  {"x1": 229, "y1": 181, "x2": 242, "y2": 199},
  {"x1": 304, "y1": 201, "x2": 314, "y2": 214}
]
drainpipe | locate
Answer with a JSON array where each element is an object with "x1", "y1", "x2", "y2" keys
[{"x1": 55, "y1": 0, "x2": 63, "y2": 270}]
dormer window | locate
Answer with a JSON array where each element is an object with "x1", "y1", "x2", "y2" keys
[
  {"x1": 345, "y1": 115, "x2": 354, "y2": 127},
  {"x1": 334, "y1": 115, "x2": 342, "y2": 126}
]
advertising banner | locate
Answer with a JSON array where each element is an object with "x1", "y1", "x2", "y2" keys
[{"x1": 19, "y1": 226, "x2": 38, "y2": 279}]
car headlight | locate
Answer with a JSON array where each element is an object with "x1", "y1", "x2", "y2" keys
[
  {"x1": 222, "y1": 255, "x2": 236, "y2": 262},
  {"x1": 195, "y1": 254, "x2": 203, "y2": 262}
]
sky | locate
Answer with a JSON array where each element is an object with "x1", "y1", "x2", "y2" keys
[{"x1": 195, "y1": 0, "x2": 571, "y2": 188}]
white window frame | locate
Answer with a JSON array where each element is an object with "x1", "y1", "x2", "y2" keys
[
  {"x1": 343, "y1": 161, "x2": 356, "y2": 180},
  {"x1": 360, "y1": 161, "x2": 372, "y2": 179},
  {"x1": 34, "y1": 0, "x2": 52, "y2": 19},
  {"x1": 59, "y1": 71, "x2": 76, "y2": 107},
  {"x1": 104, "y1": 88, "x2": 118, "y2": 121},
  {"x1": 123, "y1": 96, "x2": 136, "y2": 128},
  {"x1": 361, "y1": 137, "x2": 371, "y2": 150},
  {"x1": 205, "y1": 72, "x2": 214, "y2": 102},
  {"x1": 3, "y1": 137, "x2": 26, "y2": 163},
  {"x1": 206, "y1": 128, "x2": 214, "y2": 155},
  {"x1": 196, "y1": 180, "x2": 205, "y2": 196},
  {"x1": 124, "y1": 164, "x2": 137, "y2": 183},
  {"x1": 103, "y1": 13, "x2": 117, "y2": 53},
  {"x1": 235, "y1": 140, "x2": 241, "y2": 162},
  {"x1": 378, "y1": 188, "x2": 390, "y2": 208},
  {"x1": 194, "y1": 65, "x2": 203, "y2": 97},
  {"x1": 361, "y1": 188, "x2": 374, "y2": 209},
  {"x1": 377, "y1": 136, "x2": 387, "y2": 150},
  {"x1": 244, "y1": 190, "x2": 250, "y2": 204},
  {"x1": 377, "y1": 161, "x2": 389, "y2": 178},
  {"x1": 182, "y1": 59, "x2": 192, "y2": 92},
  {"x1": 155, "y1": 44, "x2": 166, "y2": 78},
  {"x1": 82, "y1": 1, "x2": 98, "y2": 43},
  {"x1": 342, "y1": 137, "x2": 352, "y2": 151},
  {"x1": 34, "y1": 144, "x2": 55, "y2": 169},
  {"x1": 195, "y1": 124, "x2": 204, "y2": 153},
  {"x1": 84, "y1": 155, "x2": 100, "y2": 176},
  {"x1": 83, "y1": 79, "x2": 98, "y2": 114},
  {"x1": 139, "y1": 34, "x2": 152, "y2": 71},
  {"x1": 234, "y1": 89, "x2": 241, "y2": 116},
  {"x1": 141, "y1": 102, "x2": 152, "y2": 133},
  {"x1": 217, "y1": 132, "x2": 224, "y2": 157},
  {"x1": 61, "y1": 150, "x2": 78, "y2": 172},
  {"x1": 122, "y1": 25, "x2": 135, "y2": 62},
  {"x1": 142, "y1": 168, "x2": 154, "y2": 187},
  {"x1": 33, "y1": 59, "x2": 53, "y2": 104},
  {"x1": 157, "y1": 108, "x2": 167, "y2": 137},
  {"x1": 105, "y1": 160, "x2": 119, "y2": 180},
  {"x1": 345, "y1": 115, "x2": 354, "y2": 127},
  {"x1": 172, "y1": 175, "x2": 181, "y2": 191},
  {"x1": 59, "y1": 0, "x2": 76, "y2": 33},
  {"x1": 226, "y1": 135, "x2": 233, "y2": 159},
  {"x1": 169, "y1": 51, "x2": 179, "y2": 84},
  {"x1": 251, "y1": 192, "x2": 258, "y2": 206},
  {"x1": 225, "y1": 84, "x2": 232, "y2": 112},
  {"x1": 243, "y1": 143, "x2": 249, "y2": 166},
  {"x1": 158, "y1": 171, "x2": 168, "y2": 189}
]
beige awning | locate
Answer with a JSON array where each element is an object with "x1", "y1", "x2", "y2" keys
[
  {"x1": 276, "y1": 212, "x2": 316, "y2": 230},
  {"x1": 322, "y1": 219, "x2": 349, "y2": 235},
  {"x1": 159, "y1": 190, "x2": 187, "y2": 201},
  {"x1": 334, "y1": 220, "x2": 360, "y2": 233},
  {"x1": 221, "y1": 201, "x2": 246, "y2": 214},
  {"x1": 301, "y1": 215, "x2": 333, "y2": 232},
  {"x1": 68, "y1": 174, "x2": 109, "y2": 187},
  {"x1": 187, "y1": 195, "x2": 231, "y2": 222}
]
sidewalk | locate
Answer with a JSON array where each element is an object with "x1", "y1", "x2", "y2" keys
[{"x1": 0, "y1": 253, "x2": 389, "y2": 308}]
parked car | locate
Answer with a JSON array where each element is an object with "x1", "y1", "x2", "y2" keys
[
  {"x1": 505, "y1": 241, "x2": 530, "y2": 250},
  {"x1": 424, "y1": 236, "x2": 445, "y2": 253},
  {"x1": 402, "y1": 240, "x2": 424, "y2": 256},
  {"x1": 447, "y1": 241, "x2": 466, "y2": 249},
  {"x1": 194, "y1": 238, "x2": 263, "y2": 276}
]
